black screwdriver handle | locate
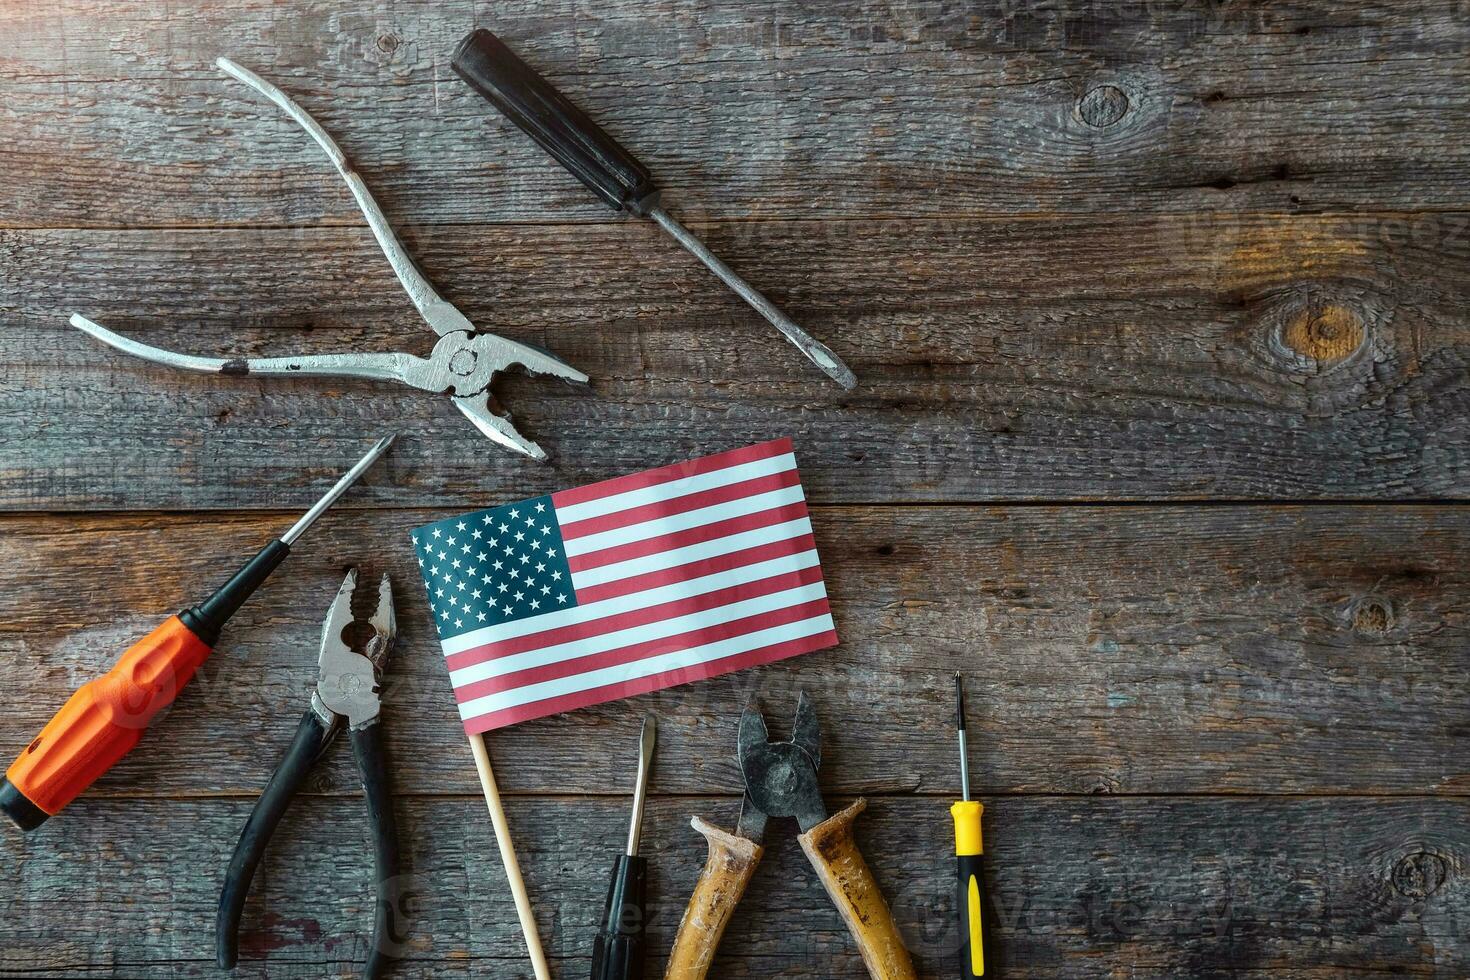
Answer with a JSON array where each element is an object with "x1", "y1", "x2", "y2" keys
[
  {"x1": 590, "y1": 853, "x2": 647, "y2": 980},
  {"x1": 451, "y1": 29, "x2": 660, "y2": 216}
]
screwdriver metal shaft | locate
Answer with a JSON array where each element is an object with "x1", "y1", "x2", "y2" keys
[
  {"x1": 647, "y1": 207, "x2": 857, "y2": 389},
  {"x1": 451, "y1": 29, "x2": 858, "y2": 390},
  {"x1": 282, "y1": 434, "x2": 396, "y2": 544},
  {"x1": 626, "y1": 713, "x2": 656, "y2": 856}
]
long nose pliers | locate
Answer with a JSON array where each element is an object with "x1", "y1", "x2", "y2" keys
[
  {"x1": 70, "y1": 58, "x2": 587, "y2": 461},
  {"x1": 216, "y1": 568, "x2": 403, "y2": 979}
]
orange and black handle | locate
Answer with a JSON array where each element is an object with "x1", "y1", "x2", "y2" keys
[
  {"x1": 952, "y1": 800, "x2": 997, "y2": 977},
  {"x1": 0, "y1": 540, "x2": 290, "y2": 831}
]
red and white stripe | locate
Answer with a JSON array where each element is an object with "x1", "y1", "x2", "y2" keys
[{"x1": 443, "y1": 439, "x2": 837, "y2": 733}]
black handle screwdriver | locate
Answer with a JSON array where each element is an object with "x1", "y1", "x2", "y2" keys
[
  {"x1": 450, "y1": 29, "x2": 857, "y2": 390},
  {"x1": 952, "y1": 673, "x2": 998, "y2": 977},
  {"x1": 591, "y1": 714, "x2": 656, "y2": 980}
]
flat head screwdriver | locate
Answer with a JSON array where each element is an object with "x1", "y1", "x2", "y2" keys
[
  {"x1": 450, "y1": 29, "x2": 857, "y2": 390},
  {"x1": 0, "y1": 436, "x2": 397, "y2": 831},
  {"x1": 591, "y1": 714, "x2": 657, "y2": 980}
]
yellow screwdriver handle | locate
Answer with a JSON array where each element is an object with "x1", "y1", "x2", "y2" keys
[{"x1": 952, "y1": 800, "x2": 994, "y2": 977}]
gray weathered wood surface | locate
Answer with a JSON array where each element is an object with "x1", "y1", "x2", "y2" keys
[{"x1": 1, "y1": 0, "x2": 1466, "y2": 977}]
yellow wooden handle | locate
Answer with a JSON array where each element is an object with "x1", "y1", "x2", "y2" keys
[
  {"x1": 663, "y1": 816, "x2": 764, "y2": 980},
  {"x1": 797, "y1": 799, "x2": 918, "y2": 980}
]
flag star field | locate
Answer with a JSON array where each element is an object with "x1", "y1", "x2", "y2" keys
[{"x1": 413, "y1": 496, "x2": 576, "y2": 637}]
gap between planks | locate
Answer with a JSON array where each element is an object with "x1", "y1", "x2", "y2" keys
[{"x1": 5, "y1": 207, "x2": 1470, "y2": 234}]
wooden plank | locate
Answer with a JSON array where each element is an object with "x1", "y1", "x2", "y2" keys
[
  {"x1": 2, "y1": 1, "x2": 1469, "y2": 228},
  {"x1": 1, "y1": 795, "x2": 1465, "y2": 977},
  {"x1": 0, "y1": 505, "x2": 1463, "y2": 799},
  {"x1": 4, "y1": 213, "x2": 1467, "y2": 508}
]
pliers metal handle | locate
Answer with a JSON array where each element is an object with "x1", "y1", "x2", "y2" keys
[
  {"x1": 71, "y1": 58, "x2": 587, "y2": 461},
  {"x1": 216, "y1": 570, "x2": 403, "y2": 980},
  {"x1": 70, "y1": 315, "x2": 578, "y2": 459}
]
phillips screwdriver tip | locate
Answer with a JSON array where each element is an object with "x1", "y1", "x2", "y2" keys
[{"x1": 954, "y1": 672, "x2": 966, "y2": 733}]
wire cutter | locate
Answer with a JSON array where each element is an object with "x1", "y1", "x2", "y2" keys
[
  {"x1": 216, "y1": 569, "x2": 403, "y2": 980},
  {"x1": 70, "y1": 57, "x2": 587, "y2": 461},
  {"x1": 665, "y1": 693, "x2": 917, "y2": 980}
]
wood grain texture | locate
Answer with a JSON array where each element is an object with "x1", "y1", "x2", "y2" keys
[
  {"x1": 1, "y1": 796, "x2": 1465, "y2": 978},
  {"x1": 2, "y1": 1, "x2": 1469, "y2": 228},
  {"x1": 3, "y1": 0, "x2": 1467, "y2": 975},
  {"x1": 0, "y1": 506, "x2": 1463, "y2": 799},
  {"x1": 3, "y1": 212, "x2": 1467, "y2": 508}
]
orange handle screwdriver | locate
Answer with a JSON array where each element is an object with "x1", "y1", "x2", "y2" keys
[{"x1": 0, "y1": 436, "x2": 396, "y2": 831}]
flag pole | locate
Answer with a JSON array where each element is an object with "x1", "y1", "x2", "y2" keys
[{"x1": 468, "y1": 731, "x2": 552, "y2": 980}]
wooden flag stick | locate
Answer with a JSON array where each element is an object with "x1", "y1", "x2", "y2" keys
[{"x1": 468, "y1": 732, "x2": 552, "y2": 980}]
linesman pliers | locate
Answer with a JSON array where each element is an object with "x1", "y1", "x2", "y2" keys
[
  {"x1": 665, "y1": 693, "x2": 917, "y2": 980},
  {"x1": 216, "y1": 569, "x2": 403, "y2": 979},
  {"x1": 70, "y1": 57, "x2": 587, "y2": 461}
]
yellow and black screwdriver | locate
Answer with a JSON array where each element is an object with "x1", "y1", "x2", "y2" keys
[{"x1": 952, "y1": 673, "x2": 998, "y2": 977}]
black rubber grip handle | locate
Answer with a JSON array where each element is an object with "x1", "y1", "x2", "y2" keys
[
  {"x1": 217, "y1": 707, "x2": 336, "y2": 969},
  {"x1": 181, "y1": 539, "x2": 291, "y2": 646},
  {"x1": 451, "y1": 29, "x2": 660, "y2": 215},
  {"x1": 957, "y1": 852, "x2": 999, "y2": 977},
  {"x1": 351, "y1": 719, "x2": 405, "y2": 980},
  {"x1": 591, "y1": 853, "x2": 647, "y2": 980}
]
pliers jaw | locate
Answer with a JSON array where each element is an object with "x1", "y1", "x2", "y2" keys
[
  {"x1": 737, "y1": 692, "x2": 827, "y2": 835},
  {"x1": 315, "y1": 568, "x2": 396, "y2": 729},
  {"x1": 430, "y1": 330, "x2": 590, "y2": 461}
]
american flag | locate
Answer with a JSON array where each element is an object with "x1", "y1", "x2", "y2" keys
[{"x1": 411, "y1": 439, "x2": 837, "y2": 734}]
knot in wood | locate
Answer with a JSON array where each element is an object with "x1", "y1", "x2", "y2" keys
[
  {"x1": 1281, "y1": 303, "x2": 1365, "y2": 365},
  {"x1": 377, "y1": 33, "x2": 400, "y2": 54},
  {"x1": 305, "y1": 768, "x2": 337, "y2": 794},
  {"x1": 1349, "y1": 595, "x2": 1395, "y2": 635},
  {"x1": 1391, "y1": 850, "x2": 1448, "y2": 899},
  {"x1": 1078, "y1": 85, "x2": 1130, "y2": 128}
]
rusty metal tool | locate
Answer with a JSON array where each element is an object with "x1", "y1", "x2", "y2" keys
[
  {"x1": 69, "y1": 57, "x2": 587, "y2": 461},
  {"x1": 450, "y1": 29, "x2": 857, "y2": 390},
  {"x1": 217, "y1": 569, "x2": 403, "y2": 979},
  {"x1": 665, "y1": 693, "x2": 915, "y2": 980},
  {"x1": 590, "y1": 714, "x2": 657, "y2": 980},
  {"x1": 0, "y1": 436, "x2": 396, "y2": 831}
]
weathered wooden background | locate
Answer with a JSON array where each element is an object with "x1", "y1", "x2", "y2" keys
[{"x1": 2, "y1": 1, "x2": 1467, "y2": 977}]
